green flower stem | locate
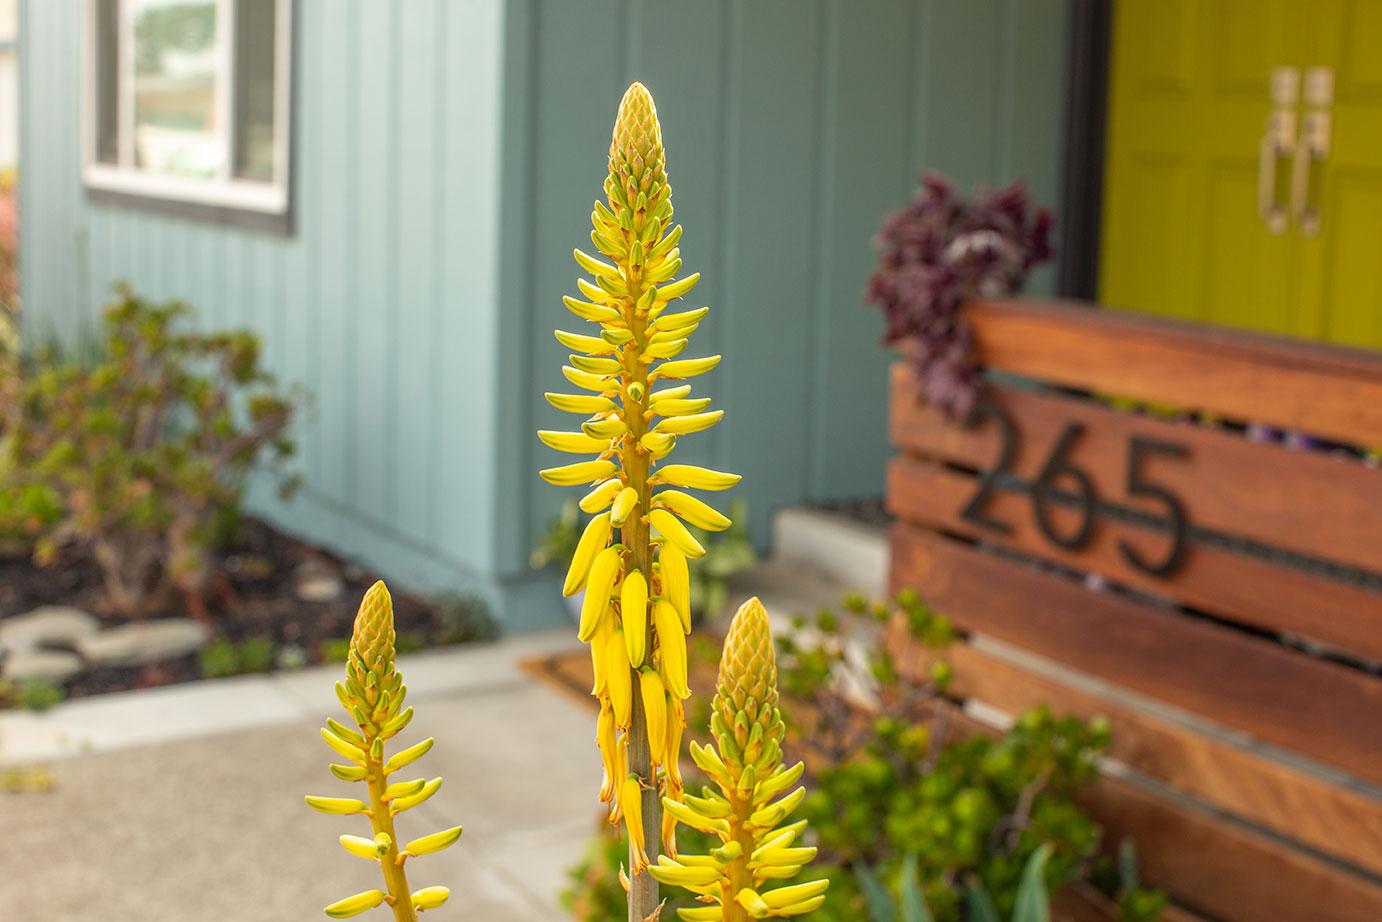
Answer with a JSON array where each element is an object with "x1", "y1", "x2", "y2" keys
[
  {"x1": 722, "y1": 790, "x2": 757, "y2": 922},
  {"x1": 364, "y1": 754, "x2": 418, "y2": 922},
  {"x1": 620, "y1": 232, "x2": 661, "y2": 922}
]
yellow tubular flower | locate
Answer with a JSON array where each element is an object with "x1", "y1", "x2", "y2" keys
[
  {"x1": 649, "y1": 598, "x2": 829, "y2": 921},
  {"x1": 305, "y1": 582, "x2": 463, "y2": 920},
  {"x1": 534, "y1": 80, "x2": 740, "y2": 912}
]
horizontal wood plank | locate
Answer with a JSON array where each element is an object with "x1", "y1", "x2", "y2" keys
[
  {"x1": 1080, "y1": 775, "x2": 1382, "y2": 922},
  {"x1": 946, "y1": 705, "x2": 1382, "y2": 922},
  {"x1": 886, "y1": 456, "x2": 1382, "y2": 661},
  {"x1": 890, "y1": 524, "x2": 1382, "y2": 783},
  {"x1": 907, "y1": 639, "x2": 1382, "y2": 875},
  {"x1": 965, "y1": 299, "x2": 1382, "y2": 447},
  {"x1": 890, "y1": 364, "x2": 1382, "y2": 575}
]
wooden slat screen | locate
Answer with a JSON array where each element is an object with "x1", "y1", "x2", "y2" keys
[{"x1": 888, "y1": 299, "x2": 1382, "y2": 922}]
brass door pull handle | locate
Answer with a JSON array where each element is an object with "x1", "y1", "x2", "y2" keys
[
  {"x1": 1259, "y1": 67, "x2": 1299, "y2": 234},
  {"x1": 1259, "y1": 132, "x2": 1291, "y2": 233},
  {"x1": 1292, "y1": 67, "x2": 1334, "y2": 237}
]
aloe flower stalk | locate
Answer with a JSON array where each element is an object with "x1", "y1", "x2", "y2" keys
[
  {"x1": 305, "y1": 581, "x2": 462, "y2": 920},
  {"x1": 650, "y1": 597, "x2": 829, "y2": 920},
  {"x1": 538, "y1": 81, "x2": 740, "y2": 918}
]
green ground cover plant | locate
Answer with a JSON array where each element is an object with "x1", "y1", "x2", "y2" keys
[{"x1": 565, "y1": 591, "x2": 1163, "y2": 922}]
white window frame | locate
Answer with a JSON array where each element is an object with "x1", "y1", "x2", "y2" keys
[{"x1": 81, "y1": 0, "x2": 293, "y2": 216}]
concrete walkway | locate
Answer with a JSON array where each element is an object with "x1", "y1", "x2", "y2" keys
[{"x1": 0, "y1": 630, "x2": 603, "y2": 921}]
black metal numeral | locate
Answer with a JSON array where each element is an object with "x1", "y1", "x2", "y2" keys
[
  {"x1": 1030, "y1": 423, "x2": 1097, "y2": 550},
  {"x1": 958, "y1": 399, "x2": 1017, "y2": 535},
  {"x1": 1119, "y1": 436, "x2": 1190, "y2": 576}
]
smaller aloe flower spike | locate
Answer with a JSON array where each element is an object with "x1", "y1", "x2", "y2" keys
[
  {"x1": 306, "y1": 582, "x2": 462, "y2": 920},
  {"x1": 650, "y1": 597, "x2": 829, "y2": 921}
]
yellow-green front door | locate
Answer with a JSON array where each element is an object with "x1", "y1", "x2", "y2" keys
[{"x1": 1100, "y1": 0, "x2": 1382, "y2": 350}]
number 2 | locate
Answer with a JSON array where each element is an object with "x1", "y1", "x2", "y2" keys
[{"x1": 958, "y1": 399, "x2": 1017, "y2": 534}]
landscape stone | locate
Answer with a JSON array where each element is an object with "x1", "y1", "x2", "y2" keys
[
  {"x1": 2, "y1": 648, "x2": 83, "y2": 684},
  {"x1": 294, "y1": 561, "x2": 343, "y2": 603},
  {"x1": 0, "y1": 606, "x2": 101, "y2": 652},
  {"x1": 75, "y1": 620, "x2": 212, "y2": 667}
]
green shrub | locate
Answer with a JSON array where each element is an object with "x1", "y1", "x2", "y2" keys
[
  {"x1": 1, "y1": 286, "x2": 299, "y2": 617},
  {"x1": 319, "y1": 637, "x2": 351, "y2": 664},
  {"x1": 199, "y1": 636, "x2": 276, "y2": 678},
  {"x1": 198, "y1": 639, "x2": 241, "y2": 678},
  {"x1": 432, "y1": 591, "x2": 500, "y2": 644},
  {"x1": 17, "y1": 679, "x2": 66, "y2": 713},
  {"x1": 564, "y1": 590, "x2": 1162, "y2": 922}
]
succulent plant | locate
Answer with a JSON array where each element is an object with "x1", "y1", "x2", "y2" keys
[
  {"x1": 305, "y1": 581, "x2": 461, "y2": 919},
  {"x1": 537, "y1": 80, "x2": 740, "y2": 918},
  {"x1": 650, "y1": 597, "x2": 829, "y2": 920},
  {"x1": 865, "y1": 173, "x2": 1053, "y2": 416}
]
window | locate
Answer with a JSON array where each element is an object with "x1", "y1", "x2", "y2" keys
[{"x1": 84, "y1": 0, "x2": 292, "y2": 218}]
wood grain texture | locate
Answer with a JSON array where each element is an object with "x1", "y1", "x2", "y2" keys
[
  {"x1": 886, "y1": 456, "x2": 1382, "y2": 661},
  {"x1": 964, "y1": 299, "x2": 1382, "y2": 447},
  {"x1": 890, "y1": 524, "x2": 1382, "y2": 783},
  {"x1": 1079, "y1": 775, "x2": 1382, "y2": 922},
  {"x1": 890, "y1": 364, "x2": 1382, "y2": 575},
  {"x1": 1052, "y1": 884, "x2": 1207, "y2": 922},
  {"x1": 946, "y1": 705, "x2": 1382, "y2": 922},
  {"x1": 908, "y1": 639, "x2": 1382, "y2": 875}
]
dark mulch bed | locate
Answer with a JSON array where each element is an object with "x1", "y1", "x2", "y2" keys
[{"x1": 0, "y1": 518, "x2": 495, "y2": 703}]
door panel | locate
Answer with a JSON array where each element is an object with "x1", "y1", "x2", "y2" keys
[
  {"x1": 1294, "y1": 0, "x2": 1382, "y2": 349},
  {"x1": 1101, "y1": 0, "x2": 1382, "y2": 350},
  {"x1": 1101, "y1": 0, "x2": 1300, "y2": 336}
]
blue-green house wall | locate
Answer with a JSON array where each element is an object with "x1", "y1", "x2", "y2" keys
[{"x1": 19, "y1": 0, "x2": 1068, "y2": 629}]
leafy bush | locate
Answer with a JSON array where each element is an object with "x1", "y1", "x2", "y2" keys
[
  {"x1": 13, "y1": 679, "x2": 66, "y2": 713},
  {"x1": 199, "y1": 636, "x2": 275, "y2": 678},
  {"x1": 530, "y1": 499, "x2": 583, "y2": 571},
  {"x1": 1, "y1": 286, "x2": 298, "y2": 617},
  {"x1": 432, "y1": 591, "x2": 501, "y2": 643},
  {"x1": 565, "y1": 590, "x2": 1162, "y2": 922},
  {"x1": 865, "y1": 173, "x2": 1053, "y2": 416}
]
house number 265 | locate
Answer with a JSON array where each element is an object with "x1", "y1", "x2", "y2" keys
[{"x1": 958, "y1": 400, "x2": 1191, "y2": 577}]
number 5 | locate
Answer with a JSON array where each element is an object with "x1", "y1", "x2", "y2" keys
[{"x1": 1120, "y1": 437, "x2": 1190, "y2": 576}]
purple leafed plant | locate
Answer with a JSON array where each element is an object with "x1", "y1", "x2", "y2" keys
[{"x1": 865, "y1": 172, "x2": 1054, "y2": 416}]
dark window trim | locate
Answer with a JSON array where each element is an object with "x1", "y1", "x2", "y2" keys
[
  {"x1": 82, "y1": 0, "x2": 298, "y2": 237},
  {"x1": 1056, "y1": 0, "x2": 1113, "y2": 300}
]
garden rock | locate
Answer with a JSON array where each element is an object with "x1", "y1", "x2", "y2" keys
[
  {"x1": 294, "y1": 561, "x2": 343, "y2": 603},
  {"x1": 1, "y1": 648, "x2": 83, "y2": 684},
  {"x1": 75, "y1": 620, "x2": 212, "y2": 667},
  {"x1": 0, "y1": 606, "x2": 100, "y2": 652}
]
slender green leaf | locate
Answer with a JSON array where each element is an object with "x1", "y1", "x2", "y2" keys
[
  {"x1": 1119, "y1": 838, "x2": 1140, "y2": 893},
  {"x1": 898, "y1": 854, "x2": 935, "y2": 922},
  {"x1": 853, "y1": 861, "x2": 898, "y2": 922},
  {"x1": 966, "y1": 883, "x2": 1002, "y2": 922},
  {"x1": 1012, "y1": 844, "x2": 1054, "y2": 922}
]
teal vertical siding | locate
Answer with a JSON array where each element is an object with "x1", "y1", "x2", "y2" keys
[
  {"x1": 501, "y1": 0, "x2": 1070, "y2": 572},
  {"x1": 18, "y1": 0, "x2": 516, "y2": 615},
  {"x1": 20, "y1": 0, "x2": 1068, "y2": 627}
]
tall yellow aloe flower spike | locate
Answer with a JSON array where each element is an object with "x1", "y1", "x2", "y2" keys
[
  {"x1": 650, "y1": 598, "x2": 829, "y2": 921},
  {"x1": 305, "y1": 582, "x2": 462, "y2": 920},
  {"x1": 538, "y1": 81, "x2": 740, "y2": 919}
]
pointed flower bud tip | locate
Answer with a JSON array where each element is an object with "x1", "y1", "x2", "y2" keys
[
  {"x1": 610, "y1": 81, "x2": 666, "y2": 187},
  {"x1": 351, "y1": 580, "x2": 396, "y2": 674},
  {"x1": 714, "y1": 597, "x2": 782, "y2": 764}
]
